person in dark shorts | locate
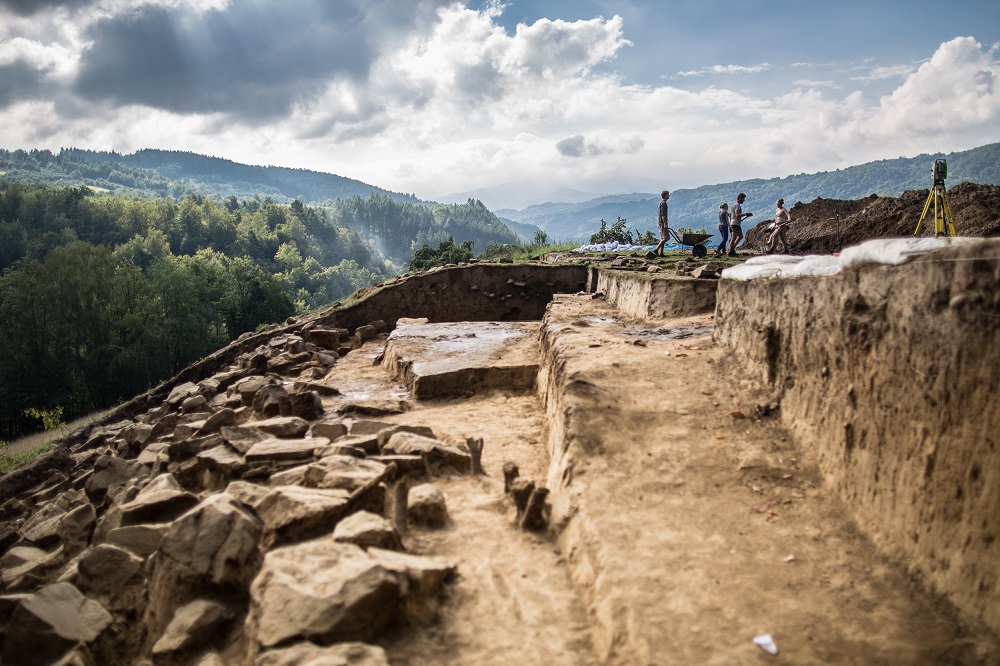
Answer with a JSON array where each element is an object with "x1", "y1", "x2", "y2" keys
[
  {"x1": 654, "y1": 190, "x2": 670, "y2": 256},
  {"x1": 728, "y1": 192, "x2": 751, "y2": 256},
  {"x1": 768, "y1": 198, "x2": 791, "y2": 253}
]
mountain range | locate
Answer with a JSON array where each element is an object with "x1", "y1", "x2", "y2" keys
[
  {"x1": 2, "y1": 143, "x2": 999, "y2": 245},
  {"x1": 496, "y1": 143, "x2": 1000, "y2": 242}
]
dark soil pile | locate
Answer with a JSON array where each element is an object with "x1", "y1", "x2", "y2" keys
[{"x1": 744, "y1": 182, "x2": 1000, "y2": 254}]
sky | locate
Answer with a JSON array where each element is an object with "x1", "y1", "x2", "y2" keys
[{"x1": 1, "y1": 0, "x2": 999, "y2": 210}]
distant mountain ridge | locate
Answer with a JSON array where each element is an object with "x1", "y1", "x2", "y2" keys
[
  {"x1": 498, "y1": 143, "x2": 1000, "y2": 242},
  {"x1": 0, "y1": 147, "x2": 542, "y2": 243},
  {"x1": 63, "y1": 148, "x2": 421, "y2": 204}
]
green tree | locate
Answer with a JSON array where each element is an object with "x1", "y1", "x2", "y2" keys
[
  {"x1": 409, "y1": 236, "x2": 473, "y2": 272},
  {"x1": 589, "y1": 216, "x2": 633, "y2": 244},
  {"x1": 221, "y1": 257, "x2": 295, "y2": 336}
]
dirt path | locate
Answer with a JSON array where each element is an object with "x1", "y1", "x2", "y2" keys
[
  {"x1": 321, "y1": 338, "x2": 598, "y2": 665},
  {"x1": 539, "y1": 296, "x2": 998, "y2": 664}
]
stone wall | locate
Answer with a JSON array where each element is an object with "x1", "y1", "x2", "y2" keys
[{"x1": 713, "y1": 238, "x2": 1000, "y2": 631}]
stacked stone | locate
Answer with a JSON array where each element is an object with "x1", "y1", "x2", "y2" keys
[{"x1": 0, "y1": 327, "x2": 468, "y2": 666}]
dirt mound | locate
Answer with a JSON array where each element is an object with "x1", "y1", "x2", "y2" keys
[{"x1": 745, "y1": 182, "x2": 1000, "y2": 254}]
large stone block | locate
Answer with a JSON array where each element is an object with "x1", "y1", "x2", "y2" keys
[
  {"x1": 245, "y1": 437, "x2": 330, "y2": 464},
  {"x1": 151, "y1": 599, "x2": 236, "y2": 658},
  {"x1": 256, "y1": 485, "x2": 350, "y2": 545},
  {"x1": 1, "y1": 582, "x2": 112, "y2": 666},
  {"x1": 249, "y1": 541, "x2": 399, "y2": 648},
  {"x1": 333, "y1": 511, "x2": 401, "y2": 551},
  {"x1": 157, "y1": 493, "x2": 263, "y2": 588},
  {"x1": 382, "y1": 432, "x2": 470, "y2": 473},
  {"x1": 118, "y1": 474, "x2": 199, "y2": 527},
  {"x1": 255, "y1": 642, "x2": 389, "y2": 666}
]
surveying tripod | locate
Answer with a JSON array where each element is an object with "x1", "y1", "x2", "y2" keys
[{"x1": 913, "y1": 158, "x2": 957, "y2": 237}]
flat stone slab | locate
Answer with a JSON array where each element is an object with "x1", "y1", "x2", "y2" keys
[
  {"x1": 382, "y1": 321, "x2": 540, "y2": 399},
  {"x1": 245, "y1": 438, "x2": 331, "y2": 463}
]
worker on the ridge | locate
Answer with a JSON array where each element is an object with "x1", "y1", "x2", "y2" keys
[{"x1": 654, "y1": 190, "x2": 670, "y2": 256}]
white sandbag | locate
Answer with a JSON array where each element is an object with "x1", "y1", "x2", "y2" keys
[
  {"x1": 782, "y1": 255, "x2": 844, "y2": 277},
  {"x1": 838, "y1": 237, "x2": 977, "y2": 269},
  {"x1": 720, "y1": 263, "x2": 784, "y2": 281},
  {"x1": 742, "y1": 254, "x2": 804, "y2": 266}
]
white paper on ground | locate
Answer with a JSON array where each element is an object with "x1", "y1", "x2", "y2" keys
[{"x1": 753, "y1": 633, "x2": 779, "y2": 655}]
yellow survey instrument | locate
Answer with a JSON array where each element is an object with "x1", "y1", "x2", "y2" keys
[{"x1": 914, "y1": 158, "x2": 957, "y2": 237}]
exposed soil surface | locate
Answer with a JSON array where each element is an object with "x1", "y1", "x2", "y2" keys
[
  {"x1": 334, "y1": 312, "x2": 997, "y2": 665},
  {"x1": 320, "y1": 332, "x2": 598, "y2": 665},
  {"x1": 744, "y1": 182, "x2": 1000, "y2": 254},
  {"x1": 535, "y1": 299, "x2": 998, "y2": 664}
]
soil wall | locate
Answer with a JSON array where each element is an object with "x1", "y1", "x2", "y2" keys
[
  {"x1": 321, "y1": 264, "x2": 589, "y2": 330},
  {"x1": 594, "y1": 270, "x2": 717, "y2": 320},
  {"x1": 713, "y1": 238, "x2": 1000, "y2": 631}
]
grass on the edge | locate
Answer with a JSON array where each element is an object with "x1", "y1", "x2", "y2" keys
[
  {"x1": 0, "y1": 408, "x2": 116, "y2": 473},
  {"x1": 0, "y1": 443, "x2": 53, "y2": 474}
]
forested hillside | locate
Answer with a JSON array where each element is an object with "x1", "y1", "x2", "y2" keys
[
  {"x1": 0, "y1": 148, "x2": 419, "y2": 205},
  {"x1": 0, "y1": 149, "x2": 533, "y2": 247},
  {"x1": 501, "y1": 142, "x2": 1000, "y2": 241},
  {"x1": 0, "y1": 180, "x2": 520, "y2": 439}
]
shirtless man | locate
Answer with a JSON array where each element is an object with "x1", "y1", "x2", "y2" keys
[{"x1": 768, "y1": 198, "x2": 791, "y2": 253}]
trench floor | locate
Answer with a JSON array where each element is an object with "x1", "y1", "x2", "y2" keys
[
  {"x1": 320, "y1": 332, "x2": 598, "y2": 665},
  {"x1": 316, "y1": 307, "x2": 998, "y2": 665}
]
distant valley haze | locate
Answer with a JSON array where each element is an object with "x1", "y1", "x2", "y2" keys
[{"x1": 1, "y1": 1, "x2": 999, "y2": 211}]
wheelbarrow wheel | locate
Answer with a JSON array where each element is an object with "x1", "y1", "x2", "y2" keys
[{"x1": 692, "y1": 244, "x2": 707, "y2": 258}]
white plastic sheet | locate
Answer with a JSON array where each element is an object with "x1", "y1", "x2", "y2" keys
[
  {"x1": 721, "y1": 238, "x2": 980, "y2": 281},
  {"x1": 837, "y1": 237, "x2": 977, "y2": 269},
  {"x1": 573, "y1": 241, "x2": 662, "y2": 253}
]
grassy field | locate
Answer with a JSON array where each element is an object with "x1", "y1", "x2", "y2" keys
[{"x1": 0, "y1": 408, "x2": 115, "y2": 473}]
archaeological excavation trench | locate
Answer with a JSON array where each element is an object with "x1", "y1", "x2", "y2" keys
[{"x1": 0, "y1": 245, "x2": 998, "y2": 665}]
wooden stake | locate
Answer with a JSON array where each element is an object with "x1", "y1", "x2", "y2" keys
[
  {"x1": 520, "y1": 486, "x2": 549, "y2": 531},
  {"x1": 509, "y1": 478, "x2": 535, "y2": 518},
  {"x1": 466, "y1": 437, "x2": 484, "y2": 475},
  {"x1": 392, "y1": 477, "x2": 409, "y2": 535},
  {"x1": 503, "y1": 462, "x2": 519, "y2": 493}
]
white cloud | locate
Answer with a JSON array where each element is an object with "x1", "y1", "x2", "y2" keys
[
  {"x1": 793, "y1": 79, "x2": 841, "y2": 89},
  {"x1": 677, "y1": 63, "x2": 772, "y2": 77},
  {"x1": 850, "y1": 63, "x2": 918, "y2": 82},
  {"x1": 872, "y1": 37, "x2": 1000, "y2": 136},
  {"x1": 0, "y1": 36, "x2": 74, "y2": 71},
  {"x1": 0, "y1": 2, "x2": 999, "y2": 207}
]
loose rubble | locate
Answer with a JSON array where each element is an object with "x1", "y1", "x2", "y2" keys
[{"x1": 0, "y1": 325, "x2": 469, "y2": 665}]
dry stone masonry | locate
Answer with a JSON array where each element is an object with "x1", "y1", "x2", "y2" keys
[{"x1": 0, "y1": 324, "x2": 469, "y2": 665}]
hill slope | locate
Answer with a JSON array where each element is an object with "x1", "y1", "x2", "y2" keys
[
  {"x1": 743, "y1": 181, "x2": 1000, "y2": 254},
  {"x1": 0, "y1": 148, "x2": 420, "y2": 204},
  {"x1": 500, "y1": 143, "x2": 1000, "y2": 241}
]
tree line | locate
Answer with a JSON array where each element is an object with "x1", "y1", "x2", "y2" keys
[
  {"x1": 0, "y1": 180, "x2": 527, "y2": 438},
  {"x1": 0, "y1": 182, "x2": 399, "y2": 437}
]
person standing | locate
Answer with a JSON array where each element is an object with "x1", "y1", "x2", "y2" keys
[
  {"x1": 728, "y1": 192, "x2": 752, "y2": 256},
  {"x1": 768, "y1": 198, "x2": 791, "y2": 253},
  {"x1": 654, "y1": 190, "x2": 670, "y2": 256},
  {"x1": 716, "y1": 203, "x2": 730, "y2": 257}
]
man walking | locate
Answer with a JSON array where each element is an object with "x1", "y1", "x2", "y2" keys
[
  {"x1": 728, "y1": 192, "x2": 752, "y2": 256},
  {"x1": 654, "y1": 190, "x2": 670, "y2": 256}
]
